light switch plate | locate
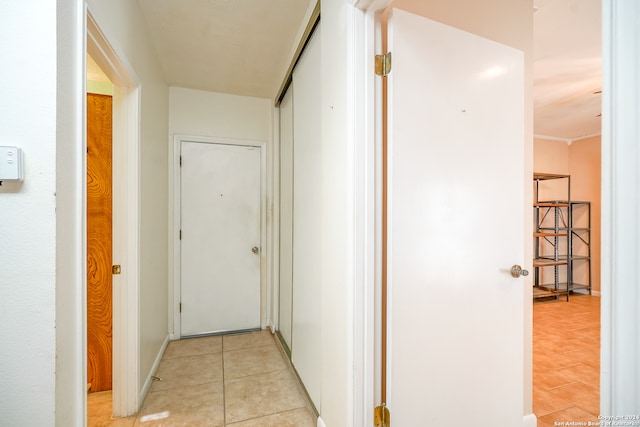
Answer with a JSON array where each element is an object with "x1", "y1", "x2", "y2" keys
[{"x1": 0, "y1": 146, "x2": 24, "y2": 181}]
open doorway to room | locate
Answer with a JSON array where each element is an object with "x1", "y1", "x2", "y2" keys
[
  {"x1": 531, "y1": 0, "x2": 602, "y2": 424},
  {"x1": 86, "y1": 11, "x2": 141, "y2": 421},
  {"x1": 86, "y1": 53, "x2": 116, "y2": 422}
]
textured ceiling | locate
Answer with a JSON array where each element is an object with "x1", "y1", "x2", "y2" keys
[
  {"x1": 137, "y1": 0, "x2": 313, "y2": 99},
  {"x1": 533, "y1": 0, "x2": 602, "y2": 141},
  {"x1": 136, "y1": 0, "x2": 601, "y2": 140}
]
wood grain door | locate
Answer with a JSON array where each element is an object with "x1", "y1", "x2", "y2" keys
[{"x1": 87, "y1": 93, "x2": 113, "y2": 392}]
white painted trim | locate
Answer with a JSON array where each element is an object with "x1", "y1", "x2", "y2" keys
[
  {"x1": 317, "y1": 416, "x2": 327, "y2": 427},
  {"x1": 570, "y1": 132, "x2": 602, "y2": 143},
  {"x1": 534, "y1": 133, "x2": 602, "y2": 145},
  {"x1": 601, "y1": 0, "x2": 640, "y2": 415},
  {"x1": 170, "y1": 137, "x2": 181, "y2": 338},
  {"x1": 350, "y1": 1, "x2": 391, "y2": 426},
  {"x1": 533, "y1": 134, "x2": 572, "y2": 144},
  {"x1": 139, "y1": 335, "x2": 170, "y2": 402},
  {"x1": 55, "y1": 1, "x2": 87, "y2": 425},
  {"x1": 172, "y1": 135, "x2": 269, "y2": 338},
  {"x1": 271, "y1": 106, "x2": 281, "y2": 335},
  {"x1": 86, "y1": 9, "x2": 141, "y2": 417},
  {"x1": 523, "y1": 413, "x2": 537, "y2": 427}
]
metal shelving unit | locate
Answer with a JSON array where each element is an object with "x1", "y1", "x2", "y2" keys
[
  {"x1": 568, "y1": 201, "x2": 592, "y2": 295},
  {"x1": 533, "y1": 173, "x2": 570, "y2": 301}
]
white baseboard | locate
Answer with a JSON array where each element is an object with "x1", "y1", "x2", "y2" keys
[
  {"x1": 523, "y1": 413, "x2": 537, "y2": 427},
  {"x1": 139, "y1": 335, "x2": 171, "y2": 405},
  {"x1": 317, "y1": 416, "x2": 326, "y2": 427},
  {"x1": 573, "y1": 289, "x2": 601, "y2": 297}
]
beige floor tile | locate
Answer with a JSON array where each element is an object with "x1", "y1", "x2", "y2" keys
[
  {"x1": 536, "y1": 405, "x2": 599, "y2": 427},
  {"x1": 151, "y1": 353, "x2": 223, "y2": 392},
  {"x1": 557, "y1": 363, "x2": 600, "y2": 390},
  {"x1": 533, "y1": 387, "x2": 573, "y2": 417},
  {"x1": 226, "y1": 407, "x2": 316, "y2": 427},
  {"x1": 88, "y1": 391, "x2": 137, "y2": 427},
  {"x1": 225, "y1": 369, "x2": 308, "y2": 424},
  {"x1": 547, "y1": 382, "x2": 599, "y2": 417},
  {"x1": 563, "y1": 348, "x2": 600, "y2": 367},
  {"x1": 135, "y1": 382, "x2": 224, "y2": 427},
  {"x1": 223, "y1": 345, "x2": 288, "y2": 380},
  {"x1": 223, "y1": 330, "x2": 275, "y2": 352},
  {"x1": 533, "y1": 295, "x2": 600, "y2": 420},
  {"x1": 533, "y1": 369, "x2": 578, "y2": 391},
  {"x1": 164, "y1": 335, "x2": 222, "y2": 359},
  {"x1": 534, "y1": 348, "x2": 581, "y2": 371}
]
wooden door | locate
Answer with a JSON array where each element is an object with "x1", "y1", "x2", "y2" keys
[
  {"x1": 180, "y1": 141, "x2": 262, "y2": 336},
  {"x1": 386, "y1": 9, "x2": 525, "y2": 425},
  {"x1": 87, "y1": 93, "x2": 113, "y2": 392}
]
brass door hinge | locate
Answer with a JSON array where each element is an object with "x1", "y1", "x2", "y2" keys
[
  {"x1": 179, "y1": 303, "x2": 182, "y2": 313},
  {"x1": 374, "y1": 405, "x2": 390, "y2": 427},
  {"x1": 112, "y1": 265, "x2": 121, "y2": 275},
  {"x1": 180, "y1": 155, "x2": 182, "y2": 167},
  {"x1": 375, "y1": 52, "x2": 392, "y2": 77}
]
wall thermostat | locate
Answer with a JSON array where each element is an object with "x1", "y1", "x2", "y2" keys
[{"x1": 0, "y1": 146, "x2": 24, "y2": 181}]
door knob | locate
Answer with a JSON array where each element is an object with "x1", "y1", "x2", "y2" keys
[
  {"x1": 511, "y1": 265, "x2": 529, "y2": 278},
  {"x1": 252, "y1": 246, "x2": 259, "y2": 254}
]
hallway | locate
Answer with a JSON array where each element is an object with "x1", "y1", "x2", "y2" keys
[{"x1": 88, "y1": 330, "x2": 316, "y2": 426}]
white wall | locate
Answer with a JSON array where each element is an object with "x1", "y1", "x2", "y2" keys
[
  {"x1": 319, "y1": 1, "x2": 355, "y2": 425},
  {"x1": 0, "y1": 1, "x2": 58, "y2": 424},
  {"x1": 169, "y1": 88, "x2": 272, "y2": 141},
  {"x1": 87, "y1": 0, "x2": 170, "y2": 396}
]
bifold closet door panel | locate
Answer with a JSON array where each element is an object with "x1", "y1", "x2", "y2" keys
[
  {"x1": 291, "y1": 26, "x2": 322, "y2": 409},
  {"x1": 279, "y1": 86, "x2": 294, "y2": 351}
]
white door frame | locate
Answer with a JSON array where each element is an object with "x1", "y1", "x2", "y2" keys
[
  {"x1": 87, "y1": 9, "x2": 141, "y2": 417},
  {"x1": 348, "y1": 1, "x2": 388, "y2": 426},
  {"x1": 600, "y1": 0, "x2": 640, "y2": 414},
  {"x1": 348, "y1": 0, "x2": 533, "y2": 425},
  {"x1": 171, "y1": 135, "x2": 268, "y2": 340},
  {"x1": 350, "y1": 0, "x2": 640, "y2": 422}
]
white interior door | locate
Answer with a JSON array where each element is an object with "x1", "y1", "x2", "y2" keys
[
  {"x1": 386, "y1": 9, "x2": 525, "y2": 425},
  {"x1": 180, "y1": 141, "x2": 261, "y2": 336}
]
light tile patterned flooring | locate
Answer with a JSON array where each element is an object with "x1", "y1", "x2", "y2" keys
[
  {"x1": 533, "y1": 294, "x2": 600, "y2": 427},
  {"x1": 88, "y1": 330, "x2": 316, "y2": 427}
]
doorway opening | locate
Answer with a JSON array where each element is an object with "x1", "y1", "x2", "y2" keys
[
  {"x1": 171, "y1": 135, "x2": 269, "y2": 340},
  {"x1": 531, "y1": 0, "x2": 602, "y2": 422},
  {"x1": 86, "y1": 53, "x2": 114, "y2": 418},
  {"x1": 86, "y1": 11, "x2": 141, "y2": 418}
]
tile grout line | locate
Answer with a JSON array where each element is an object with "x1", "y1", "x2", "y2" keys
[{"x1": 222, "y1": 335, "x2": 227, "y2": 427}]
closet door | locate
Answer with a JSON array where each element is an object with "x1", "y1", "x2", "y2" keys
[
  {"x1": 291, "y1": 26, "x2": 322, "y2": 408},
  {"x1": 279, "y1": 87, "x2": 294, "y2": 351}
]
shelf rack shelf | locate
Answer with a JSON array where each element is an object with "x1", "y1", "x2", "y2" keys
[
  {"x1": 568, "y1": 201, "x2": 592, "y2": 295},
  {"x1": 532, "y1": 174, "x2": 592, "y2": 301},
  {"x1": 533, "y1": 173, "x2": 570, "y2": 301}
]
